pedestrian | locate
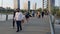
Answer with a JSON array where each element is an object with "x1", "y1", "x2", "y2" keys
[
  {"x1": 14, "y1": 8, "x2": 23, "y2": 32},
  {"x1": 37, "y1": 11, "x2": 40, "y2": 18},
  {"x1": 25, "y1": 12, "x2": 30, "y2": 22},
  {"x1": 32, "y1": 11, "x2": 35, "y2": 17},
  {"x1": 41, "y1": 11, "x2": 44, "y2": 18},
  {"x1": 21, "y1": 14, "x2": 25, "y2": 23},
  {"x1": 13, "y1": 10, "x2": 16, "y2": 29}
]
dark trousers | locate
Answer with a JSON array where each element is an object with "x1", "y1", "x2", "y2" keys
[
  {"x1": 13, "y1": 19, "x2": 15, "y2": 28},
  {"x1": 38, "y1": 15, "x2": 40, "y2": 18},
  {"x1": 42, "y1": 14, "x2": 44, "y2": 18},
  {"x1": 16, "y1": 21, "x2": 22, "y2": 31},
  {"x1": 32, "y1": 14, "x2": 34, "y2": 17}
]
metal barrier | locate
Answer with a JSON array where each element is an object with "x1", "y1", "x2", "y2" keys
[
  {"x1": 0, "y1": 14, "x2": 13, "y2": 21},
  {"x1": 49, "y1": 14, "x2": 55, "y2": 34}
]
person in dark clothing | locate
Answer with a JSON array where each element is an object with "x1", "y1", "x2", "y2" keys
[
  {"x1": 25, "y1": 12, "x2": 30, "y2": 22},
  {"x1": 25, "y1": 12, "x2": 30, "y2": 18},
  {"x1": 16, "y1": 21, "x2": 22, "y2": 32},
  {"x1": 42, "y1": 11, "x2": 44, "y2": 18},
  {"x1": 13, "y1": 10, "x2": 16, "y2": 29}
]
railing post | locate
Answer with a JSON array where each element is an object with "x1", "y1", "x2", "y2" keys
[
  {"x1": 6, "y1": 14, "x2": 8, "y2": 21},
  {"x1": 6, "y1": 10, "x2": 8, "y2": 21}
]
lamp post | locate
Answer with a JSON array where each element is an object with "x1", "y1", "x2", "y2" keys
[{"x1": 18, "y1": 0, "x2": 20, "y2": 9}]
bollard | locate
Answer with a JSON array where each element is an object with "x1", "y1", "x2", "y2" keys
[{"x1": 6, "y1": 14, "x2": 8, "y2": 21}]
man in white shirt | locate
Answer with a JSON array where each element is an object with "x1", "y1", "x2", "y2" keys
[{"x1": 14, "y1": 8, "x2": 23, "y2": 32}]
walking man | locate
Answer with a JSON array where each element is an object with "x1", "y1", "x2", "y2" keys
[{"x1": 14, "y1": 8, "x2": 23, "y2": 32}]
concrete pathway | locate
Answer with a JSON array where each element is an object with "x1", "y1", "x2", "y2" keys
[{"x1": 0, "y1": 15, "x2": 50, "y2": 34}]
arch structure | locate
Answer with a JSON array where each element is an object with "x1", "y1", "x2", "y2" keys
[
  {"x1": 42, "y1": 0, "x2": 51, "y2": 12},
  {"x1": 42, "y1": 0, "x2": 55, "y2": 13}
]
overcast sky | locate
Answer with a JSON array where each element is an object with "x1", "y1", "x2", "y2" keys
[{"x1": 0, "y1": 0, "x2": 59, "y2": 9}]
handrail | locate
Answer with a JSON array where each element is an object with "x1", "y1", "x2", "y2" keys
[{"x1": 49, "y1": 14, "x2": 55, "y2": 34}]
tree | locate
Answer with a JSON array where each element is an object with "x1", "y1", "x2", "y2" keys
[
  {"x1": 37, "y1": 8, "x2": 42, "y2": 12},
  {"x1": 51, "y1": 6, "x2": 59, "y2": 15}
]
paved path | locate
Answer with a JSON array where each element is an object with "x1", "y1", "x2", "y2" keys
[
  {"x1": 0, "y1": 15, "x2": 50, "y2": 34},
  {"x1": 53, "y1": 16, "x2": 60, "y2": 34},
  {"x1": 48, "y1": 15, "x2": 60, "y2": 34},
  {"x1": 55, "y1": 24, "x2": 60, "y2": 34}
]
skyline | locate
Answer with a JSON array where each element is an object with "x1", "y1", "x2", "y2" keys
[{"x1": 0, "y1": 0, "x2": 60, "y2": 9}]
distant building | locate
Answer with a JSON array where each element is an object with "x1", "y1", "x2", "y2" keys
[
  {"x1": 32, "y1": 3, "x2": 37, "y2": 10},
  {"x1": 50, "y1": 0, "x2": 55, "y2": 7},
  {"x1": 32, "y1": 3, "x2": 35, "y2": 10},
  {"x1": 28, "y1": 1, "x2": 30, "y2": 11},
  {"x1": 14, "y1": 0, "x2": 20, "y2": 9},
  {"x1": 23, "y1": 0, "x2": 28, "y2": 10},
  {"x1": 42, "y1": 0, "x2": 55, "y2": 12},
  {"x1": 14, "y1": 0, "x2": 18, "y2": 9},
  {"x1": 35, "y1": 3, "x2": 37, "y2": 10}
]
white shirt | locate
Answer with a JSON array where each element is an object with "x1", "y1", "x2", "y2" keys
[{"x1": 15, "y1": 12, "x2": 23, "y2": 21}]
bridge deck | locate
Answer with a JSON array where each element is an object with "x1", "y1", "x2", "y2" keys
[{"x1": 0, "y1": 15, "x2": 50, "y2": 34}]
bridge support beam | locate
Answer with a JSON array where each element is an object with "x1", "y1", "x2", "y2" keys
[
  {"x1": 46, "y1": 0, "x2": 51, "y2": 13},
  {"x1": 42, "y1": 0, "x2": 44, "y2": 11}
]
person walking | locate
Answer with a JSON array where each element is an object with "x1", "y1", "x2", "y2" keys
[
  {"x1": 32, "y1": 11, "x2": 35, "y2": 17},
  {"x1": 13, "y1": 10, "x2": 16, "y2": 29},
  {"x1": 14, "y1": 8, "x2": 23, "y2": 32},
  {"x1": 41, "y1": 11, "x2": 44, "y2": 18},
  {"x1": 37, "y1": 11, "x2": 40, "y2": 18},
  {"x1": 25, "y1": 12, "x2": 30, "y2": 22}
]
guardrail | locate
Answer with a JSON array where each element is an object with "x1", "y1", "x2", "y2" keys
[
  {"x1": 0, "y1": 14, "x2": 13, "y2": 21},
  {"x1": 49, "y1": 14, "x2": 55, "y2": 34}
]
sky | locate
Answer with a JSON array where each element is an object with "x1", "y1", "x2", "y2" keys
[{"x1": 0, "y1": 0, "x2": 60, "y2": 9}]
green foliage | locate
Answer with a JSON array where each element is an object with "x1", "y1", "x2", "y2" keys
[
  {"x1": 56, "y1": 10, "x2": 60, "y2": 16},
  {"x1": 51, "y1": 6, "x2": 59, "y2": 15},
  {"x1": 37, "y1": 8, "x2": 42, "y2": 12},
  {"x1": 21, "y1": 10, "x2": 27, "y2": 13}
]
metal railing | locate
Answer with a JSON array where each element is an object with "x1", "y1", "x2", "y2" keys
[{"x1": 49, "y1": 14, "x2": 55, "y2": 34}]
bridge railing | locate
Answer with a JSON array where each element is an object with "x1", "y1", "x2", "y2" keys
[{"x1": 49, "y1": 14, "x2": 55, "y2": 34}]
